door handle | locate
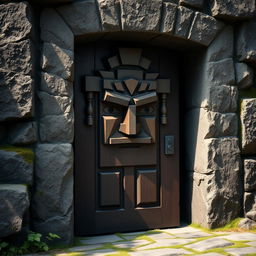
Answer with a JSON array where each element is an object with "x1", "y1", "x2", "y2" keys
[{"x1": 165, "y1": 135, "x2": 174, "y2": 155}]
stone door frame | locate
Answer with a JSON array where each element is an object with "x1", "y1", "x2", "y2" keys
[{"x1": 35, "y1": 0, "x2": 241, "y2": 244}]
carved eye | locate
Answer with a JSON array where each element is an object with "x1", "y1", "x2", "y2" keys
[
  {"x1": 103, "y1": 106, "x2": 120, "y2": 115},
  {"x1": 138, "y1": 106, "x2": 155, "y2": 115}
]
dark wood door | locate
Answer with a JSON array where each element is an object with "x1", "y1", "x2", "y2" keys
[{"x1": 74, "y1": 42, "x2": 179, "y2": 236}]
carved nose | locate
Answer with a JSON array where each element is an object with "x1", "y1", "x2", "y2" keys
[{"x1": 119, "y1": 105, "x2": 136, "y2": 135}]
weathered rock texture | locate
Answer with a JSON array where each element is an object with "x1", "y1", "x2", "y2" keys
[
  {"x1": 10, "y1": 0, "x2": 255, "y2": 242},
  {"x1": 237, "y1": 21, "x2": 256, "y2": 64},
  {"x1": 241, "y1": 99, "x2": 256, "y2": 154},
  {"x1": 0, "y1": 1, "x2": 35, "y2": 240},
  {"x1": 0, "y1": 148, "x2": 33, "y2": 185},
  {"x1": 33, "y1": 144, "x2": 73, "y2": 244},
  {"x1": 185, "y1": 25, "x2": 242, "y2": 228},
  {"x1": 0, "y1": 2, "x2": 34, "y2": 122},
  {"x1": 235, "y1": 63, "x2": 253, "y2": 89},
  {"x1": 0, "y1": 184, "x2": 29, "y2": 238},
  {"x1": 244, "y1": 158, "x2": 256, "y2": 192},
  {"x1": 211, "y1": 0, "x2": 255, "y2": 20},
  {"x1": 9, "y1": 122, "x2": 37, "y2": 145}
]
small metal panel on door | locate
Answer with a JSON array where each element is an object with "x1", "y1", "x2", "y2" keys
[{"x1": 74, "y1": 42, "x2": 180, "y2": 235}]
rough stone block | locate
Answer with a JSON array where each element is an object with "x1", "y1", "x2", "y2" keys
[
  {"x1": 239, "y1": 218, "x2": 256, "y2": 229},
  {"x1": 41, "y1": 43, "x2": 73, "y2": 81},
  {"x1": 235, "y1": 62, "x2": 253, "y2": 89},
  {"x1": 208, "y1": 85, "x2": 236, "y2": 113},
  {"x1": 120, "y1": 0, "x2": 162, "y2": 31},
  {"x1": 0, "y1": 71, "x2": 34, "y2": 121},
  {"x1": 0, "y1": 184, "x2": 29, "y2": 238},
  {"x1": 97, "y1": 0, "x2": 121, "y2": 31},
  {"x1": 237, "y1": 21, "x2": 256, "y2": 64},
  {"x1": 211, "y1": 0, "x2": 255, "y2": 20},
  {"x1": 230, "y1": 86, "x2": 238, "y2": 112},
  {"x1": 244, "y1": 158, "x2": 256, "y2": 192},
  {"x1": 207, "y1": 58, "x2": 235, "y2": 86},
  {"x1": 192, "y1": 165, "x2": 242, "y2": 228},
  {"x1": 188, "y1": 12, "x2": 224, "y2": 46},
  {"x1": 204, "y1": 111, "x2": 238, "y2": 139},
  {"x1": 179, "y1": 0, "x2": 203, "y2": 9},
  {"x1": 41, "y1": 8, "x2": 74, "y2": 51},
  {"x1": 175, "y1": 6, "x2": 194, "y2": 38},
  {"x1": 241, "y1": 98, "x2": 256, "y2": 154},
  {"x1": 33, "y1": 214, "x2": 73, "y2": 245},
  {"x1": 57, "y1": 0, "x2": 101, "y2": 35},
  {"x1": 244, "y1": 192, "x2": 256, "y2": 213},
  {"x1": 38, "y1": 91, "x2": 72, "y2": 116},
  {"x1": 206, "y1": 26, "x2": 233, "y2": 62},
  {"x1": 246, "y1": 210, "x2": 256, "y2": 221},
  {"x1": 0, "y1": 39, "x2": 34, "y2": 76},
  {"x1": 9, "y1": 122, "x2": 37, "y2": 145},
  {"x1": 0, "y1": 147, "x2": 33, "y2": 185},
  {"x1": 0, "y1": 2, "x2": 33, "y2": 45},
  {"x1": 39, "y1": 113, "x2": 74, "y2": 143},
  {"x1": 161, "y1": 2, "x2": 177, "y2": 34},
  {"x1": 41, "y1": 72, "x2": 72, "y2": 97},
  {"x1": 194, "y1": 137, "x2": 241, "y2": 174},
  {"x1": 33, "y1": 143, "x2": 73, "y2": 244}
]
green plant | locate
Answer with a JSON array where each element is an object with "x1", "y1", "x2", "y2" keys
[{"x1": 0, "y1": 231, "x2": 60, "y2": 256}]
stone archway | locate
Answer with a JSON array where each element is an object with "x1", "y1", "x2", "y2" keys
[{"x1": 33, "y1": 0, "x2": 241, "y2": 244}]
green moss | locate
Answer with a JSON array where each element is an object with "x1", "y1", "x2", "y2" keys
[
  {"x1": 0, "y1": 145, "x2": 34, "y2": 164},
  {"x1": 240, "y1": 87, "x2": 256, "y2": 99},
  {"x1": 190, "y1": 218, "x2": 244, "y2": 233}
]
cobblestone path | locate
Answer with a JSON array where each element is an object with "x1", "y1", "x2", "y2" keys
[{"x1": 32, "y1": 226, "x2": 256, "y2": 256}]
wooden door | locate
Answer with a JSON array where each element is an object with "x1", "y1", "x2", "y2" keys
[{"x1": 74, "y1": 42, "x2": 179, "y2": 236}]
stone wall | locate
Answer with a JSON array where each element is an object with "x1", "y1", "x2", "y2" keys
[
  {"x1": 236, "y1": 20, "x2": 256, "y2": 228},
  {"x1": 0, "y1": 0, "x2": 256, "y2": 245},
  {"x1": 0, "y1": 1, "x2": 36, "y2": 239}
]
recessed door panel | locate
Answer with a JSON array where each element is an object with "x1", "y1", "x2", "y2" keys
[
  {"x1": 74, "y1": 42, "x2": 180, "y2": 235},
  {"x1": 98, "y1": 171, "x2": 121, "y2": 208},
  {"x1": 136, "y1": 169, "x2": 158, "y2": 206}
]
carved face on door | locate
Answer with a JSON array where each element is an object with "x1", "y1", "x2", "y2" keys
[{"x1": 85, "y1": 48, "x2": 170, "y2": 145}]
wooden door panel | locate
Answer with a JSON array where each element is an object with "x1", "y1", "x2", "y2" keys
[{"x1": 74, "y1": 42, "x2": 179, "y2": 236}]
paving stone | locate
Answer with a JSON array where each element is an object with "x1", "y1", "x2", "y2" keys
[
  {"x1": 145, "y1": 232, "x2": 175, "y2": 240},
  {"x1": 224, "y1": 232, "x2": 256, "y2": 241},
  {"x1": 114, "y1": 239, "x2": 150, "y2": 248},
  {"x1": 195, "y1": 254, "x2": 223, "y2": 256},
  {"x1": 174, "y1": 231, "x2": 211, "y2": 238},
  {"x1": 185, "y1": 237, "x2": 233, "y2": 251},
  {"x1": 129, "y1": 248, "x2": 191, "y2": 256},
  {"x1": 162, "y1": 226, "x2": 200, "y2": 234},
  {"x1": 196, "y1": 253, "x2": 223, "y2": 256},
  {"x1": 68, "y1": 244, "x2": 104, "y2": 252},
  {"x1": 81, "y1": 234, "x2": 122, "y2": 244},
  {"x1": 122, "y1": 231, "x2": 146, "y2": 236},
  {"x1": 136, "y1": 238, "x2": 194, "y2": 250},
  {"x1": 247, "y1": 241, "x2": 256, "y2": 246},
  {"x1": 225, "y1": 247, "x2": 256, "y2": 256},
  {"x1": 86, "y1": 249, "x2": 117, "y2": 256}
]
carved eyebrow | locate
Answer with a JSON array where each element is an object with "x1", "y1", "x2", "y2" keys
[
  {"x1": 103, "y1": 91, "x2": 131, "y2": 106},
  {"x1": 133, "y1": 92, "x2": 157, "y2": 106}
]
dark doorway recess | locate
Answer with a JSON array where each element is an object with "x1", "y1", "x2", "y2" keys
[{"x1": 74, "y1": 41, "x2": 180, "y2": 236}]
